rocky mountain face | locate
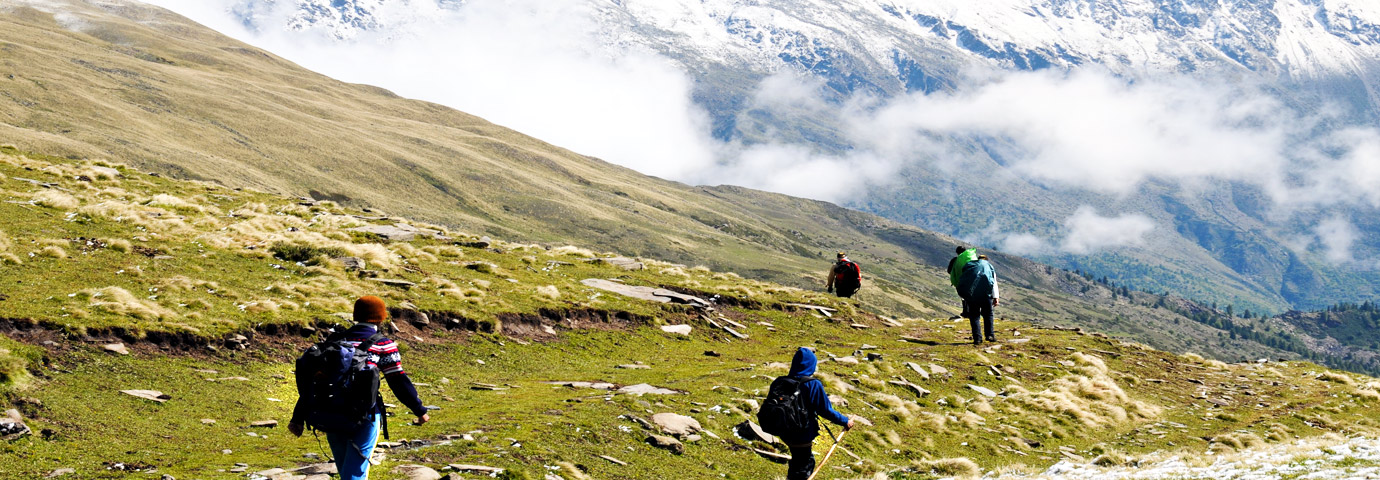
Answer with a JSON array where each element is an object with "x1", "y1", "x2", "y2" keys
[{"x1": 232, "y1": 0, "x2": 1380, "y2": 313}]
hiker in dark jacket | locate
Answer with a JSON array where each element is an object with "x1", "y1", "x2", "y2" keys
[
  {"x1": 947, "y1": 246, "x2": 976, "y2": 319},
  {"x1": 824, "y1": 252, "x2": 862, "y2": 298},
  {"x1": 288, "y1": 296, "x2": 430, "y2": 480},
  {"x1": 958, "y1": 255, "x2": 1000, "y2": 345},
  {"x1": 779, "y1": 347, "x2": 854, "y2": 480}
]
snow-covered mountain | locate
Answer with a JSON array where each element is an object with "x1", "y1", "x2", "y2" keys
[{"x1": 195, "y1": 0, "x2": 1380, "y2": 313}]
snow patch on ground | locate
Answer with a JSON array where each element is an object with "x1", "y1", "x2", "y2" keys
[{"x1": 996, "y1": 435, "x2": 1380, "y2": 479}]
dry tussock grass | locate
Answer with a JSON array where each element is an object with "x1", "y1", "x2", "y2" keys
[
  {"x1": 0, "y1": 229, "x2": 10, "y2": 251},
  {"x1": 536, "y1": 285, "x2": 560, "y2": 299},
  {"x1": 548, "y1": 245, "x2": 596, "y2": 257},
  {"x1": 1002, "y1": 354, "x2": 1160, "y2": 429},
  {"x1": 815, "y1": 372, "x2": 852, "y2": 394},
  {"x1": 1203, "y1": 359, "x2": 1230, "y2": 370},
  {"x1": 871, "y1": 393, "x2": 922, "y2": 423},
  {"x1": 658, "y1": 267, "x2": 690, "y2": 278},
  {"x1": 80, "y1": 286, "x2": 173, "y2": 320},
  {"x1": 1208, "y1": 432, "x2": 1265, "y2": 454},
  {"x1": 912, "y1": 458, "x2": 981, "y2": 478},
  {"x1": 390, "y1": 243, "x2": 438, "y2": 263},
  {"x1": 712, "y1": 272, "x2": 741, "y2": 280},
  {"x1": 421, "y1": 245, "x2": 464, "y2": 258},
  {"x1": 162, "y1": 276, "x2": 220, "y2": 292},
  {"x1": 32, "y1": 190, "x2": 79, "y2": 209},
  {"x1": 690, "y1": 265, "x2": 711, "y2": 273},
  {"x1": 1318, "y1": 371, "x2": 1355, "y2": 385},
  {"x1": 35, "y1": 246, "x2": 67, "y2": 259},
  {"x1": 0, "y1": 253, "x2": 21, "y2": 265},
  {"x1": 1181, "y1": 352, "x2": 1205, "y2": 362}
]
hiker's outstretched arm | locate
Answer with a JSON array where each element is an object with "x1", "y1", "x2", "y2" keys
[
  {"x1": 805, "y1": 380, "x2": 849, "y2": 426},
  {"x1": 384, "y1": 371, "x2": 428, "y2": 418}
]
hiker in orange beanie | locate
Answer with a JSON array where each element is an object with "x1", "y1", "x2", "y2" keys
[{"x1": 289, "y1": 295, "x2": 430, "y2": 480}]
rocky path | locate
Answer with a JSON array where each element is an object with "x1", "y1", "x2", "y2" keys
[{"x1": 996, "y1": 435, "x2": 1380, "y2": 480}]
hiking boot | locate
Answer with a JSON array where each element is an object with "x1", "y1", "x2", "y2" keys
[
  {"x1": 972, "y1": 338, "x2": 982, "y2": 346},
  {"x1": 986, "y1": 335, "x2": 996, "y2": 342}
]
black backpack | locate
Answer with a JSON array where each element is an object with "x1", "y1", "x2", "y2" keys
[
  {"x1": 758, "y1": 375, "x2": 818, "y2": 438},
  {"x1": 833, "y1": 260, "x2": 861, "y2": 289},
  {"x1": 295, "y1": 332, "x2": 385, "y2": 436}
]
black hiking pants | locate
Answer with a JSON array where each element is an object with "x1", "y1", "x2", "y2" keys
[
  {"x1": 787, "y1": 443, "x2": 815, "y2": 480},
  {"x1": 955, "y1": 287, "x2": 969, "y2": 317},
  {"x1": 965, "y1": 297, "x2": 994, "y2": 344}
]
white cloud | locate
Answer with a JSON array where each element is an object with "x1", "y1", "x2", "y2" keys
[
  {"x1": 1060, "y1": 207, "x2": 1156, "y2": 254},
  {"x1": 135, "y1": 1, "x2": 1380, "y2": 222},
  {"x1": 1000, "y1": 233, "x2": 1053, "y2": 256},
  {"x1": 1314, "y1": 216, "x2": 1358, "y2": 263}
]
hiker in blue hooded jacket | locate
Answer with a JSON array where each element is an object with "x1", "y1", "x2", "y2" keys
[{"x1": 777, "y1": 347, "x2": 854, "y2": 480}]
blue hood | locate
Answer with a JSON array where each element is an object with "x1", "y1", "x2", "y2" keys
[{"x1": 789, "y1": 347, "x2": 817, "y2": 376}]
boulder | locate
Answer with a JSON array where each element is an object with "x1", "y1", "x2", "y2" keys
[
  {"x1": 650, "y1": 413, "x2": 702, "y2": 437},
  {"x1": 660, "y1": 325, "x2": 693, "y2": 335},
  {"x1": 1, "y1": 409, "x2": 30, "y2": 441},
  {"x1": 645, "y1": 434, "x2": 684, "y2": 454},
  {"x1": 103, "y1": 343, "x2": 130, "y2": 355},
  {"x1": 334, "y1": 257, "x2": 366, "y2": 271},
  {"x1": 734, "y1": 420, "x2": 777, "y2": 444}
]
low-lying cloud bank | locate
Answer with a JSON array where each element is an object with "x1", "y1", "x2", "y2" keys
[{"x1": 141, "y1": 0, "x2": 1379, "y2": 256}]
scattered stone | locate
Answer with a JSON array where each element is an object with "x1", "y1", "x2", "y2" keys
[
  {"x1": 160, "y1": 475, "x2": 174, "y2": 480},
  {"x1": 392, "y1": 307, "x2": 430, "y2": 327},
  {"x1": 249, "y1": 420, "x2": 278, "y2": 428},
  {"x1": 866, "y1": 353, "x2": 884, "y2": 362},
  {"x1": 661, "y1": 325, "x2": 692, "y2": 335},
  {"x1": 617, "y1": 364, "x2": 651, "y2": 370},
  {"x1": 905, "y1": 362, "x2": 931, "y2": 380},
  {"x1": 833, "y1": 356, "x2": 859, "y2": 365},
  {"x1": 370, "y1": 278, "x2": 417, "y2": 289},
  {"x1": 103, "y1": 343, "x2": 130, "y2": 355},
  {"x1": 200, "y1": 419, "x2": 216, "y2": 425},
  {"x1": 597, "y1": 257, "x2": 645, "y2": 271},
  {"x1": 335, "y1": 257, "x2": 366, "y2": 271},
  {"x1": 900, "y1": 336, "x2": 928, "y2": 344},
  {"x1": 470, "y1": 382, "x2": 506, "y2": 391},
  {"x1": 618, "y1": 384, "x2": 679, "y2": 395},
  {"x1": 704, "y1": 351, "x2": 721, "y2": 357},
  {"x1": 850, "y1": 323, "x2": 870, "y2": 329},
  {"x1": 254, "y1": 468, "x2": 287, "y2": 477},
  {"x1": 395, "y1": 464, "x2": 441, "y2": 480},
  {"x1": 1009, "y1": 338, "x2": 1031, "y2": 344},
  {"x1": 735, "y1": 420, "x2": 777, "y2": 444},
  {"x1": 228, "y1": 466, "x2": 247, "y2": 473},
  {"x1": 880, "y1": 317, "x2": 904, "y2": 327},
  {"x1": 45, "y1": 468, "x2": 75, "y2": 478},
  {"x1": 929, "y1": 364, "x2": 949, "y2": 376},
  {"x1": 349, "y1": 223, "x2": 445, "y2": 242},
  {"x1": 448, "y1": 464, "x2": 505, "y2": 475},
  {"x1": 968, "y1": 384, "x2": 998, "y2": 398},
  {"x1": 545, "y1": 381, "x2": 617, "y2": 390},
  {"x1": 120, "y1": 390, "x2": 171, "y2": 403},
  {"x1": 785, "y1": 303, "x2": 835, "y2": 317},
  {"x1": 651, "y1": 413, "x2": 702, "y2": 437},
  {"x1": 889, "y1": 380, "x2": 930, "y2": 398},
  {"x1": 646, "y1": 434, "x2": 684, "y2": 454},
  {"x1": 753, "y1": 447, "x2": 791, "y2": 463},
  {"x1": 597, "y1": 454, "x2": 628, "y2": 466}
]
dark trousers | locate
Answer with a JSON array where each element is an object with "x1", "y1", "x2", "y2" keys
[
  {"x1": 787, "y1": 443, "x2": 815, "y2": 480},
  {"x1": 956, "y1": 287, "x2": 969, "y2": 317},
  {"x1": 965, "y1": 297, "x2": 994, "y2": 343}
]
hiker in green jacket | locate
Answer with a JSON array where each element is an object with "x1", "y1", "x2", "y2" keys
[
  {"x1": 958, "y1": 255, "x2": 1000, "y2": 345},
  {"x1": 947, "y1": 246, "x2": 977, "y2": 319}
]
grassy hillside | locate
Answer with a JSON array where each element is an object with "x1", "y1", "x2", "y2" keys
[
  {"x1": 0, "y1": 147, "x2": 1378, "y2": 479},
  {"x1": 1, "y1": 2, "x2": 1375, "y2": 379}
]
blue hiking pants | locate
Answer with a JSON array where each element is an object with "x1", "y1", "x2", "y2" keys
[{"x1": 326, "y1": 413, "x2": 381, "y2": 480}]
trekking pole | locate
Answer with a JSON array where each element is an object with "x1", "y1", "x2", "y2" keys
[{"x1": 806, "y1": 426, "x2": 849, "y2": 480}]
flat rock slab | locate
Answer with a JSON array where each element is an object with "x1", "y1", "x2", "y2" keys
[
  {"x1": 618, "y1": 383, "x2": 679, "y2": 395},
  {"x1": 597, "y1": 454, "x2": 628, "y2": 466},
  {"x1": 103, "y1": 343, "x2": 130, "y2": 355},
  {"x1": 448, "y1": 464, "x2": 505, "y2": 474},
  {"x1": 348, "y1": 223, "x2": 446, "y2": 242},
  {"x1": 121, "y1": 390, "x2": 171, "y2": 403},
  {"x1": 588, "y1": 257, "x2": 644, "y2": 271},
  {"x1": 581, "y1": 279, "x2": 711, "y2": 308},
  {"x1": 616, "y1": 364, "x2": 651, "y2": 370},
  {"x1": 544, "y1": 381, "x2": 616, "y2": 390},
  {"x1": 369, "y1": 278, "x2": 417, "y2": 289},
  {"x1": 968, "y1": 384, "x2": 998, "y2": 398},
  {"x1": 651, "y1": 413, "x2": 702, "y2": 436},
  {"x1": 905, "y1": 362, "x2": 931, "y2": 380},
  {"x1": 250, "y1": 420, "x2": 278, "y2": 428},
  {"x1": 890, "y1": 380, "x2": 930, "y2": 398},
  {"x1": 833, "y1": 356, "x2": 859, "y2": 365},
  {"x1": 929, "y1": 364, "x2": 949, "y2": 376},
  {"x1": 661, "y1": 325, "x2": 693, "y2": 335}
]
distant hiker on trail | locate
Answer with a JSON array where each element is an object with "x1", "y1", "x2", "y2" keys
[
  {"x1": 758, "y1": 347, "x2": 854, "y2": 480},
  {"x1": 958, "y1": 254, "x2": 1000, "y2": 345},
  {"x1": 947, "y1": 246, "x2": 976, "y2": 319},
  {"x1": 825, "y1": 252, "x2": 861, "y2": 298},
  {"x1": 288, "y1": 296, "x2": 431, "y2": 480}
]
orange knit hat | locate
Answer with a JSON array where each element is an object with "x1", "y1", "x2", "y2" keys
[{"x1": 354, "y1": 296, "x2": 388, "y2": 324}]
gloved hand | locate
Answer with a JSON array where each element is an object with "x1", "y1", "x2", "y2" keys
[{"x1": 827, "y1": 286, "x2": 834, "y2": 293}]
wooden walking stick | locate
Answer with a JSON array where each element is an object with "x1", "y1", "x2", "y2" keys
[{"x1": 806, "y1": 427, "x2": 849, "y2": 480}]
